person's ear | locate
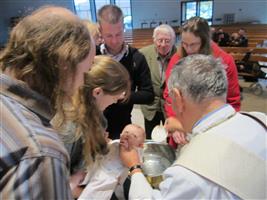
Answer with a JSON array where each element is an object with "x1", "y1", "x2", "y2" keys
[
  {"x1": 172, "y1": 88, "x2": 185, "y2": 114},
  {"x1": 92, "y1": 87, "x2": 103, "y2": 98}
]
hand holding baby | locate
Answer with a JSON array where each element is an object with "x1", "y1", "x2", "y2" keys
[
  {"x1": 164, "y1": 117, "x2": 188, "y2": 144},
  {"x1": 119, "y1": 124, "x2": 145, "y2": 168}
]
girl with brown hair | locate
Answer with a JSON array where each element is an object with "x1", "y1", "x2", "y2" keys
[{"x1": 52, "y1": 55, "x2": 131, "y2": 197}]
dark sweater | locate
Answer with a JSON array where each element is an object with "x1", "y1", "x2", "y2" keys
[{"x1": 97, "y1": 45, "x2": 154, "y2": 139}]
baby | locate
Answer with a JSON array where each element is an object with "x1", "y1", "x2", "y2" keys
[
  {"x1": 78, "y1": 124, "x2": 145, "y2": 200},
  {"x1": 120, "y1": 124, "x2": 145, "y2": 148}
]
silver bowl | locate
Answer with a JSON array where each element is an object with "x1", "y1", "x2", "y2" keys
[{"x1": 142, "y1": 140, "x2": 176, "y2": 188}]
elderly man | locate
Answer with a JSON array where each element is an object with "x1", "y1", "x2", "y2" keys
[
  {"x1": 97, "y1": 5, "x2": 154, "y2": 139},
  {"x1": 120, "y1": 54, "x2": 266, "y2": 199},
  {"x1": 140, "y1": 24, "x2": 177, "y2": 138}
]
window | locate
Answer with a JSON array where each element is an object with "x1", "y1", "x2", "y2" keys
[
  {"x1": 74, "y1": 0, "x2": 133, "y2": 30},
  {"x1": 199, "y1": 1, "x2": 213, "y2": 22},
  {"x1": 74, "y1": 0, "x2": 92, "y2": 20},
  {"x1": 181, "y1": 0, "x2": 213, "y2": 25},
  {"x1": 95, "y1": 0, "x2": 110, "y2": 14},
  {"x1": 183, "y1": 2, "x2": 197, "y2": 21},
  {"x1": 115, "y1": 0, "x2": 132, "y2": 29}
]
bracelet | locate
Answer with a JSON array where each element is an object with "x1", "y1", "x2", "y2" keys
[{"x1": 129, "y1": 164, "x2": 142, "y2": 173}]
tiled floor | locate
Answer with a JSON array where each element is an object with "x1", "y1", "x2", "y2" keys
[
  {"x1": 239, "y1": 79, "x2": 267, "y2": 113},
  {"x1": 131, "y1": 78, "x2": 267, "y2": 128}
]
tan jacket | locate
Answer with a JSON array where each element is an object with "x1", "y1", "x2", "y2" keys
[{"x1": 140, "y1": 44, "x2": 176, "y2": 120}]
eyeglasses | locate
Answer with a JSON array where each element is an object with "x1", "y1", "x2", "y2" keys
[
  {"x1": 181, "y1": 41, "x2": 201, "y2": 49},
  {"x1": 156, "y1": 38, "x2": 171, "y2": 45}
]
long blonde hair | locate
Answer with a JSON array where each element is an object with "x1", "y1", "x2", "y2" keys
[{"x1": 55, "y1": 56, "x2": 131, "y2": 166}]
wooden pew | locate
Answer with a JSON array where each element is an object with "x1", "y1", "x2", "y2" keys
[
  {"x1": 222, "y1": 47, "x2": 253, "y2": 54},
  {"x1": 212, "y1": 24, "x2": 267, "y2": 47},
  {"x1": 221, "y1": 46, "x2": 267, "y2": 79},
  {"x1": 221, "y1": 47, "x2": 267, "y2": 55},
  {"x1": 231, "y1": 54, "x2": 267, "y2": 63},
  {"x1": 124, "y1": 28, "x2": 154, "y2": 48},
  {"x1": 251, "y1": 48, "x2": 267, "y2": 54},
  {"x1": 125, "y1": 24, "x2": 267, "y2": 49}
]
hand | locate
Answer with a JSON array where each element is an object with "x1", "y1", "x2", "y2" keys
[
  {"x1": 172, "y1": 130, "x2": 188, "y2": 145},
  {"x1": 120, "y1": 131, "x2": 138, "y2": 150},
  {"x1": 164, "y1": 117, "x2": 184, "y2": 135},
  {"x1": 69, "y1": 170, "x2": 86, "y2": 198},
  {"x1": 164, "y1": 117, "x2": 188, "y2": 145},
  {"x1": 104, "y1": 131, "x2": 111, "y2": 143},
  {"x1": 119, "y1": 134, "x2": 141, "y2": 168},
  {"x1": 120, "y1": 133, "x2": 130, "y2": 150}
]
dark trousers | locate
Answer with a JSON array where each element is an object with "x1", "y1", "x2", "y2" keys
[
  {"x1": 111, "y1": 177, "x2": 131, "y2": 200},
  {"x1": 144, "y1": 111, "x2": 165, "y2": 139}
]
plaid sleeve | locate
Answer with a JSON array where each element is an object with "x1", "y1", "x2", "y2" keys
[{"x1": 1, "y1": 155, "x2": 72, "y2": 200}]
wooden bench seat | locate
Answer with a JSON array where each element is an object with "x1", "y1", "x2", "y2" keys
[
  {"x1": 221, "y1": 46, "x2": 267, "y2": 78},
  {"x1": 231, "y1": 54, "x2": 267, "y2": 62},
  {"x1": 222, "y1": 47, "x2": 253, "y2": 53},
  {"x1": 124, "y1": 24, "x2": 267, "y2": 49}
]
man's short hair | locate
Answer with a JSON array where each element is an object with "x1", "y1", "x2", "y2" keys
[
  {"x1": 168, "y1": 54, "x2": 228, "y2": 103},
  {"x1": 153, "y1": 24, "x2": 176, "y2": 45},
  {"x1": 98, "y1": 4, "x2": 123, "y2": 25}
]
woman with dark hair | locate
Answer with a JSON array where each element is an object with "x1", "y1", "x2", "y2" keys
[{"x1": 163, "y1": 17, "x2": 240, "y2": 146}]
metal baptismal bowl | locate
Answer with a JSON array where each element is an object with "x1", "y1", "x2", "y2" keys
[{"x1": 142, "y1": 140, "x2": 176, "y2": 188}]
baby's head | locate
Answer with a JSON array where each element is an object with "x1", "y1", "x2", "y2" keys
[{"x1": 121, "y1": 124, "x2": 146, "y2": 148}]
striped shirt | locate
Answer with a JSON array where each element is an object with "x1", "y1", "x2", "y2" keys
[{"x1": 0, "y1": 74, "x2": 72, "y2": 199}]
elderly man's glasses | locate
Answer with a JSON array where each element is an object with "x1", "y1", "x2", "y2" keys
[{"x1": 156, "y1": 38, "x2": 171, "y2": 45}]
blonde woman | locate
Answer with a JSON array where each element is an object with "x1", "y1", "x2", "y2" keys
[{"x1": 52, "y1": 55, "x2": 131, "y2": 197}]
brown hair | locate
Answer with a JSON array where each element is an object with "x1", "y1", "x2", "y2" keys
[
  {"x1": 73, "y1": 55, "x2": 130, "y2": 166},
  {"x1": 0, "y1": 6, "x2": 92, "y2": 107},
  {"x1": 97, "y1": 4, "x2": 123, "y2": 25},
  {"x1": 82, "y1": 19, "x2": 102, "y2": 45},
  {"x1": 180, "y1": 16, "x2": 211, "y2": 57}
]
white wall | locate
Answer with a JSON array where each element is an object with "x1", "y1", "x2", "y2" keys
[
  {"x1": 0, "y1": 0, "x2": 75, "y2": 46},
  {"x1": 130, "y1": 0, "x2": 267, "y2": 28},
  {"x1": 131, "y1": 0, "x2": 180, "y2": 29},
  {"x1": 213, "y1": 0, "x2": 267, "y2": 24},
  {"x1": 1, "y1": 0, "x2": 266, "y2": 45}
]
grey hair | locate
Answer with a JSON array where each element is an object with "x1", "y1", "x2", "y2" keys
[
  {"x1": 168, "y1": 54, "x2": 228, "y2": 103},
  {"x1": 153, "y1": 24, "x2": 176, "y2": 45},
  {"x1": 97, "y1": 4, "x2": 123, "y2": 25}
]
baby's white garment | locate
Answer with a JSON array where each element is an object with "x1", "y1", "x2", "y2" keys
[{"x1": 79, "y1": 140, "x2": 144, "y2": 200}]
